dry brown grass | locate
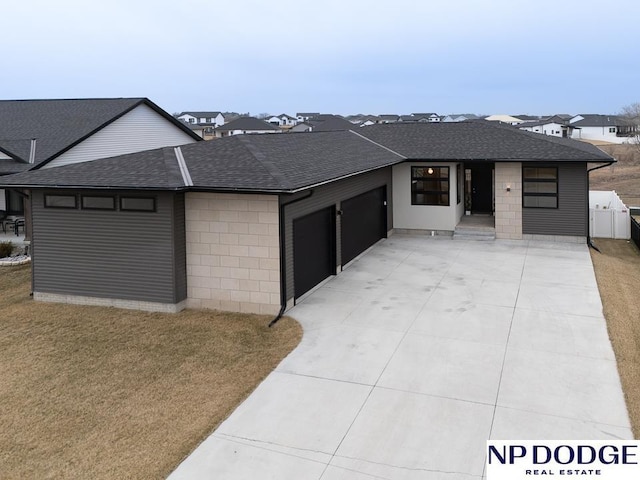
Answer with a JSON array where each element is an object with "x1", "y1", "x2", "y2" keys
[
  {"x1": 0, "y1": 265, "x2": 302, "y2": 480},
  {"x1": 590, "y1": 144, "x2": 640, "y2": 206},
  {"x1": 590, "y1": 239, "x2": 640, "y2": 438}
]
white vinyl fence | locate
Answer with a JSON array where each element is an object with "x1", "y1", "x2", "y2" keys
[{"x1": 589, "y1": 190, "x2": 630, "y2": 239}]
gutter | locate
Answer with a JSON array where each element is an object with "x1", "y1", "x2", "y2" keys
[
  {"x1": 586, "y1": 160, "x2": 616, "y2": 252},
  {"x1": 268, "y1": 189, "x2": 314, "y2": 328}
]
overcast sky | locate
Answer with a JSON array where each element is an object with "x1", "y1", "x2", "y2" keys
[{"x1": 3, "y1": 0, "x2": 639, "y2": 117}]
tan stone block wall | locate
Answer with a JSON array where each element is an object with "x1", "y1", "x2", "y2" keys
[
  {"x1": 494, "y1": 163, "x2": 523, "y2": 240},
  {"x1": 185, "y1": 193, "x2": 281, "y2": 315}
]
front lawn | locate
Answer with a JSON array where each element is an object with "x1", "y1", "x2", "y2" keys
[
  {"x1": 591, "y1": 239, "x2": 640, "y2": 438},
  {"x1": 0, "y1": 265, "x2": 302, "y2": 479}
]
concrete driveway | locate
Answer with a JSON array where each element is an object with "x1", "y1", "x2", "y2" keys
[{"x1": 169, "y1": 235, "x2": 632, "y2": 480}]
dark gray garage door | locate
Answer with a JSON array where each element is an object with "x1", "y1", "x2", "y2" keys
[
  {"x1": 341, "y1": 187, "x2": 387, "y2": 265},
  {"x1": 293, "y1": 207, "x2": 335, "y2": 298}
]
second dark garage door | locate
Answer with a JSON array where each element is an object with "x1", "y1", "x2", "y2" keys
[
  {"x1": 341, "y1": 187, "x2": 387, "y2": 265},
  {"x1": 293, "y1": 206, "x2": 335, "y2": 299}
]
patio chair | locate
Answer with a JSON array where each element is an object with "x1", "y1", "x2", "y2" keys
[
  {"x1": 14, "y1": 217, "x2": 25, "y2": 236},
  {"x1": 1, "y1": 212, "x2": 9, "y2": 234}
]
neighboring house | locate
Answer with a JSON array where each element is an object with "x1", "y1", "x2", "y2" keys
[
  {"x1": 182, "y1": 121, "x2": 216, "y2": 140},
  {"x1": 177, "y1": 111, "x2": 225, "y2": 128},
  {"x1": 307, "y1": 115, "x2": 355, "y2": 132},
  {"x1": 517, "y1": 115, "x2": 577, "y2": 138},
  {"x1": 0, "y1": 121, "x2": 612, "y2": 317},
  {"x1": 569, "y1": 114, "x2": 634, "y2": 144},
  {"x1": 264, "y1": 114, "x2": 297, "y2": 127},
  {"x1": 513, "y1": 114, "x2": 540, "y2": 122},
  {"x1": 484, "y1": 114, "x2": 524, "y2": 125},
  {"x1": 212, "y1": 117, "x2": 281, "y2": 137},
  {"x1": 0, "y1": 98, "x2": 200, "y2": 217},
  {"x1": 289, "y1": 122, "x2": 313, "y2": 133},
  {"x1": 296, "y1": 112, "x2": 320, "y2": 123},
  {"x1": 441, "y1": 114, "x2": 480, "y2": 122},
  {"x1": 346, "y1": 115, "x2": 381, "y2": 126},
  {"x1": 411, "y1": 113, "x2": 441, "y2": 122},
  {"x1": 378, "y1": 114, "x2": 400, "y2": 123},
  {"x1": 359, "y1": 116, "x2": 379, "y2": 127}
]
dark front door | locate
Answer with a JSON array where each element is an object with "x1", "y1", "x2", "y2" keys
[
  {"x1": 469, "y1": 164, "x2": 493, "y2": 213},
  {"x1": 341, "y1": 187, "x2": 387, "y2": 266},
  {"x1": 293, "y1": 207, "x2": 335, "y2": 298}
]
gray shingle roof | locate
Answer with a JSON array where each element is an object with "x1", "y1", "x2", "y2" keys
[
  {"x1": 178, "y1": 111, "x2": 222, "y2": 117},
  {"x1": 0, "y1": 122, "x2": 613, "y2": 192},
  {"x1": 214, "y1": 117, "x2": 281, "y2": 132},
  {"x1": 570, "y1": 114, "x2": 621, "y2": 127},
  {"x1": 309, "y1": 116, "x2": 355, "y2": 132},
  {"x1": 358, "y1": 122, "x2": 611, "y2": 161},
  {"x1": 0, "y1": 131, "x2": 405, "y2": 192},
  {"x1": 0, "y1": 98, "x2": 199, "y2": 172},
  {"x1": 0, "y1": 148, "x2": 185, "y2": 189}
]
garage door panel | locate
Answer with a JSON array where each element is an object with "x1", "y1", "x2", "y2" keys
[
  {"x1": 341, "y1": 187, "x2": 386, "y2": 265},
  {"x1": 293, "y1": 207, "x2": 335, "y2": 298}
]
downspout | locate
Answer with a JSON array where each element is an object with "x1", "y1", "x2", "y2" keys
[
  {"x1": 587, "y1": 161, "x2": 616, "y2": 252},
  {"x1": 269, "y1": 189, "x2": 314, "y2": 328}
]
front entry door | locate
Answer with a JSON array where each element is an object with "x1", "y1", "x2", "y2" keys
[{"x1": 469, "y1": 164, "x2": 493, "y2": 214}]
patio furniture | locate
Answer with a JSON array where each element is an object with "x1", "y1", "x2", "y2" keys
[
  {"x1": 13, "y1": 217, "x2": 25, "y2": 236},
  {"x1": 1, "y1": 213, "x2": 11, "y2": 234}
]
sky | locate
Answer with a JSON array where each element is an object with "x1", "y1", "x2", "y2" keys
[{"x1": 2, "y1": 0, "x2": 640, "y2": 117}]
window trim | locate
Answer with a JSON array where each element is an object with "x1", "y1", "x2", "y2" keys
[
  {"x1": 81, "y1": 195, "x2": 116, "y2": 211},
  {"x1": 119, "y1": 196, "x2": 156, "y2": 212},
  {"x1": 522, "y1": 165, "x2": 559, "y2": 209},
  {"x1": 44, "y1": 194, "x2": 78, "y2": 209},
  {"x1": 411, "y1": 166, "x2": 450, "y2": 206}
]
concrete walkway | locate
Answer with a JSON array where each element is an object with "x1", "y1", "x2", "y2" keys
[{"x1": 169, "y1": 235, "x2": 632, "y2": 480}]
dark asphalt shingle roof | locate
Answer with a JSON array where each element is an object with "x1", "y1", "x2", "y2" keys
[
  {"x1": 215, "y1": 117, "x2": 281, "y2": 132},
  {"x1": 570, "y1": 114, "x2": 620, "y2": 127},
  {"x1": 310, "y1": 116, "x2": 355, "y2": 132},
  {"x1": 0, "y1": 122, "x2": 613, "y2": 191},
  {"x1": 0, "y1": 149, "x2": 186, "y2": 189},
  {"x1": 178, "y1": 111, "x2": 222, "y2": 117},
  {"x1": 0, "y1": 131, "x2": 405, "y2": 192},
  {"x1": 0, "y1": 98, "x2": 199, "y2": 172},
  {"x1": 358, "y1": 122, "x2": 612, "y2": 161}
]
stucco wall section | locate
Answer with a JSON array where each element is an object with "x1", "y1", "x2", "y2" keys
[
  {"x1": 185, "y1": 192, "x2": 281, "y2": 315},
  {"x1": 392, "y1": 162, "x2": 462, "y2": 232},
  {"x1": 494, "y1": 162, "x2": 523, "y2": 240}
]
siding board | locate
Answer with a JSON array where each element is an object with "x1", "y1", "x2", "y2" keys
[
  {"x1": 43, "y1": 104, "x2": 197, "y2": 169},
  {"x1": 32, "y1": 190, "x2": 185, "y2": 304},
  {"x1": 282, "y1": 167, "x2": 393, "y2": 302},
  {"x1": 522, "y1": 162, "x2": 588, "y2": 237}
]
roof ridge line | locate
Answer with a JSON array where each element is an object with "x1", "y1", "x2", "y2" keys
[
  {"x1": 235, "y1": 136, "x2": 288, "y2": 189},
  {"x1": 174, "y1": 146, "x2": 193, "y2": 187},
  {"x1": 348, "y1": 129, "x2": 407, "y2": 159}
]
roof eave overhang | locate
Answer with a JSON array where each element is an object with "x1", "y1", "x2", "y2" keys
[{"x1": 402, "y1": 157, "x2": 615, "y2": 163}]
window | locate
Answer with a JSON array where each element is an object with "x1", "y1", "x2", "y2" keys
[
  {"x1": 120, "y1": 197, "x2": 156, "y2": 212},
  {"x1": 6, "y1": 189, "x2": 25, "y2": 214},
  {"x1": 609, "y1": 127, "x2": 616, "y2": 133},
  {"x1": 523, "y1": 166, "x2": 558, "y2": 208},
  {"x1": 44, "y1": 194, "x2": 77, "y2": 209},
  {"x1": 411, "y1": 166, "x2": 449, "y2": 206},
  {"x1": 82, "y1": 195, "x2": 115, "y2": 210}
]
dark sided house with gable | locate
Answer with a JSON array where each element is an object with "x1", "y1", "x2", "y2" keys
[
  {"x1": 0, "y1": 122, "x2": 613, "y2": 315},
  {"x1": 0, "y1": 98, "x2": 200, "y2": 217}
]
